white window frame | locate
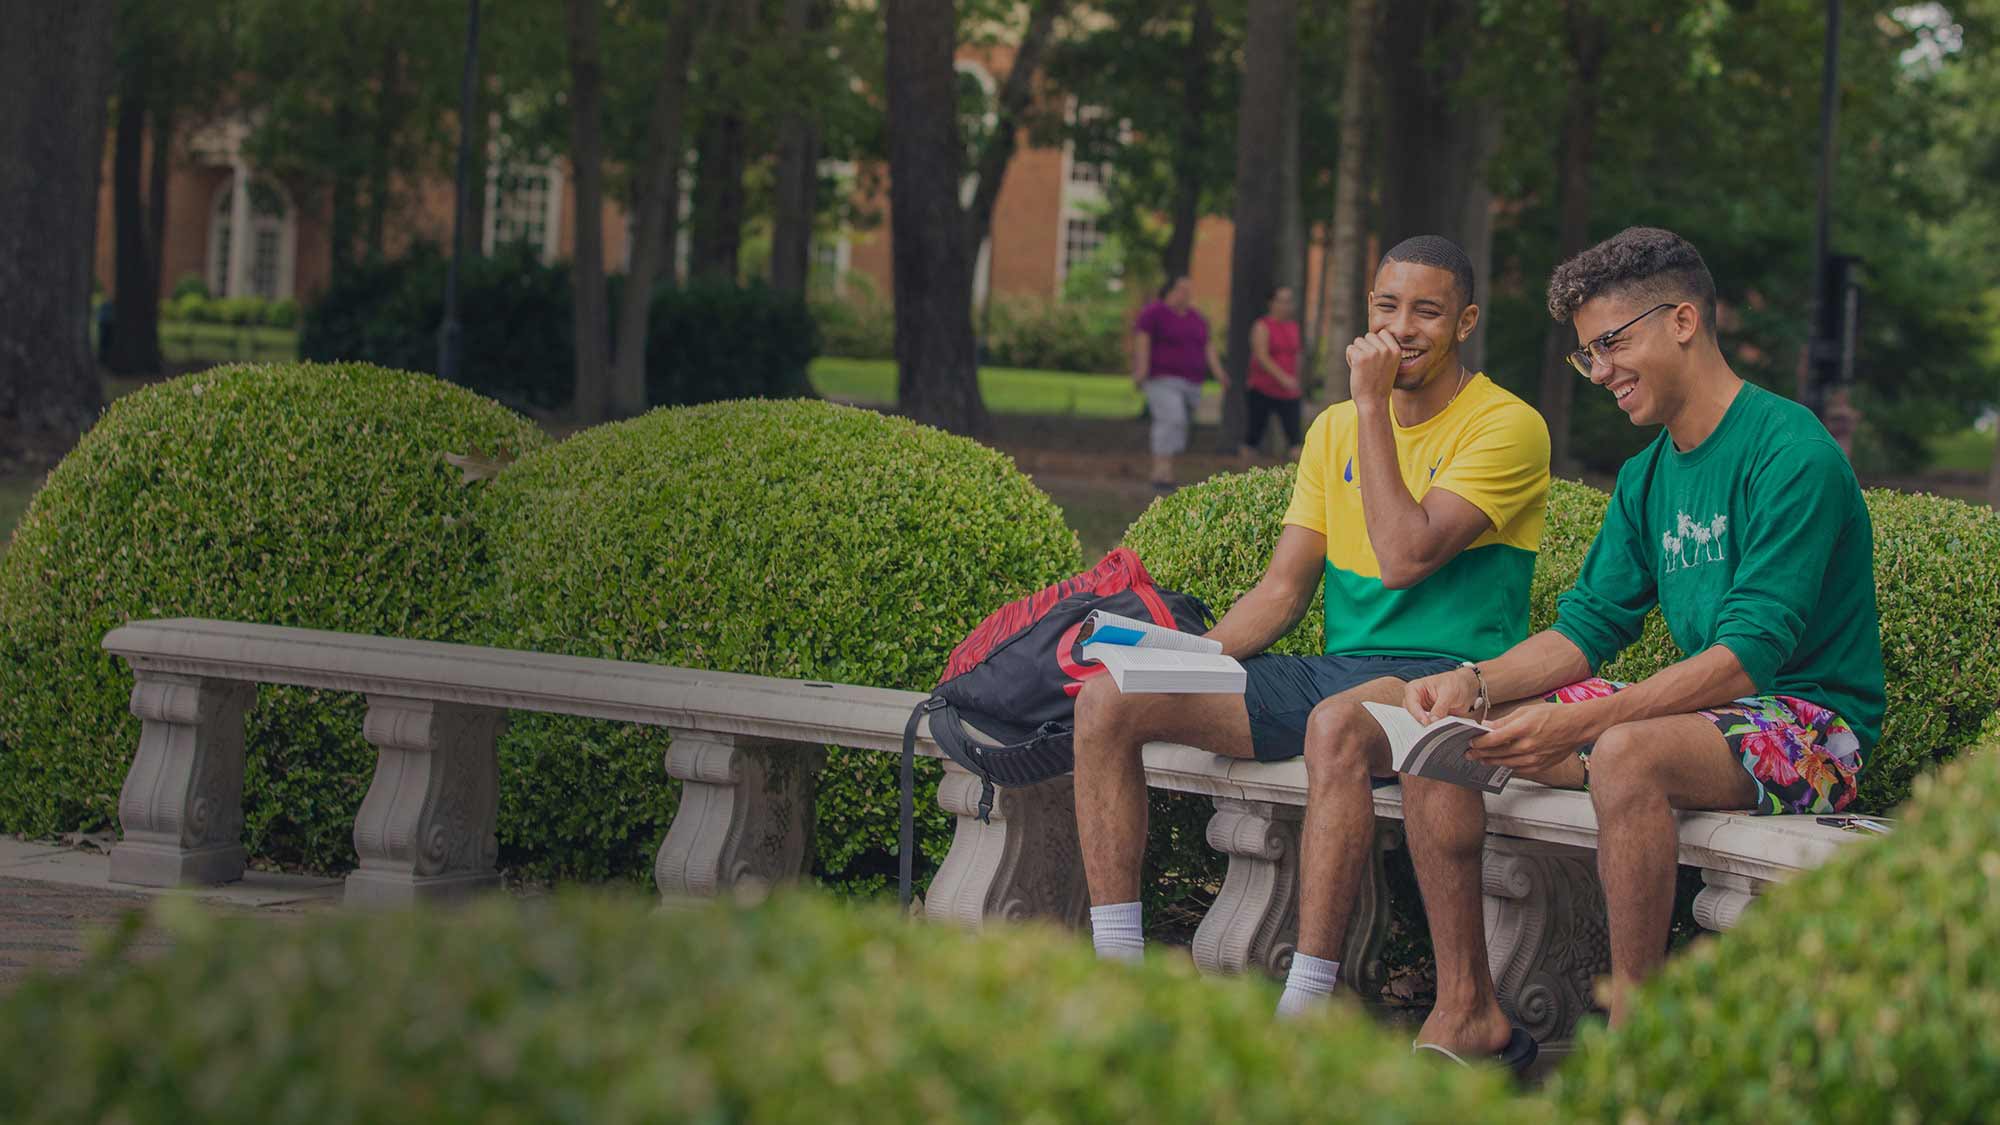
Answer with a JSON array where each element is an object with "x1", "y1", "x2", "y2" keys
[
  {"x1": 483, "y1": 161, "x2": 566, "y2": 262},
  {"x1": 205, "y1": 175, "x2": 298, "y2": 300}
]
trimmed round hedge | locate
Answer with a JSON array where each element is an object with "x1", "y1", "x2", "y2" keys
[
  {"x1": 1550, "y1": 715, "x2": 2000, "y2": 1121},
  {"x1": 0, "y1": 363, "x2": 546, "y2": 867},
  {"x1": 1129, "y1": 472, "x2": 2000, "y2": 813},
  {"x1": 0, "y1": 891, "x2": 1531, "y2": 1123},
  {"x1": 473, "y1": 398, "x2": 1081, "y2": 887}
]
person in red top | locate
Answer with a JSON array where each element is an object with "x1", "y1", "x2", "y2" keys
[{"x1": 1241, "y1": 285, "x2": 1305, "y2": 459}]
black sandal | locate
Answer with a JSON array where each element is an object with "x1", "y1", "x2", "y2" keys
[{"x1": 1412, "y1": 1025, "x2": 1539, "y2": 1081}]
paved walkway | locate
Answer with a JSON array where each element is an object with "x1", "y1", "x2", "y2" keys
[{"x1": 0, "y1": 836, "x2": 341, "y2": 990}]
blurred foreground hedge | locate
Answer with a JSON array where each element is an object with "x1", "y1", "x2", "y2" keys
[{"x1": 0, "y1": 892, "x2": 1530, "y2": 1124}]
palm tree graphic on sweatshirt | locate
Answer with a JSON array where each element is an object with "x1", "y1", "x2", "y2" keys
[{"x1": 1662, "y1": 511, "x2": 1729, "y2": 574}]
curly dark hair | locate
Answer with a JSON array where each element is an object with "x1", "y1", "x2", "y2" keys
[
  {"x1": 1380, "y1": 234, "x2": 1475, "y2": 307},
  {"x1": 1546, "y1": 227, "x2": 1717, "y2": 331}
]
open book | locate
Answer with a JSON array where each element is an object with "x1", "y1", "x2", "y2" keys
[
  {"x1": 1359, "y1": 701, "x2": 1511, "y2": 794},
  {"x1": 1077, "y1": 609, "x2": 1245, "y2": 694}
]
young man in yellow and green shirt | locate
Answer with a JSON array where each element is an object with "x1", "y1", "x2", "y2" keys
[{"x1": 1070, "y1": 236, "x2": 1549, "y2": 1049}]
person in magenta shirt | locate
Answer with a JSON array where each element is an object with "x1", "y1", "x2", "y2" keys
[
  {"x1": 1242, "y1": 285, "x2": 1305, "y2": 459},
  {"x1": 1132, "y1": 276, "x2": 1228, "y2": 491}
]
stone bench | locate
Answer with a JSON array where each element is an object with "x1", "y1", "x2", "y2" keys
[{"x1": 103, "y1": 618, "x2": 1865, "y2": 1051}]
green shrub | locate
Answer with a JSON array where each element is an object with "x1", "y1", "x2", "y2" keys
[
  {"x1": 1121, "y1": 465, "x2": 1323, "y2": 655},
  {"x1": 1550, "y1": 716, "x2": 2000, "y2": 1122},
  {"x1": 300, "y1": 243, "x2": 577, "y2": 411},
  {"x1": 984, "y1": 296, "x2": 1128, "y2": 374},
  {"x1": 263, "y1": 298, "x2": 300, "y2": 328},
  {"x1": 639, "y1": 280, "x2": 819, "y2": 408},
  {"x1": 1855, "y1": 489, "x2": 2000, "y2": 812},
  {"x1": 303, "y1": 247, "x2": 818, "y2": 413},
  {"x1": 810, "y1": 293, "x2": 896, "y2": 360},
  {"x1": 473, "y1": 399, "x2": 1081, "y2": 887},
  {"x1": 164, "y1": 291, "x2": 211, "y2": 324},
  {"x1": 0, "y1": 891, "x2": 1530, "y2": 1124},
  {"x1": 168, "y1": 272, "x2": 210, "y2": 301},
  {"x1": 0, "y1": 363, "x2": 546, "y2": 868}
]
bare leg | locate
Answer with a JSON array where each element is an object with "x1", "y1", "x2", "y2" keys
[
  {"x1": 1294, "y1": 678, "x2": 1408, "y2": 962},
  {"x1": 1071, "y1": 674, "x2": 1255, "y2": 906},
  {"x1": 1149, "y1": 453, "x2": 1175, "y2": 486},
  {"x1": 1400, "y1": 770, "x2": 1515, "y2": 1054},
  {"x1": 1584, "y1": 716, "x2": 1756, "y2": 1025}
]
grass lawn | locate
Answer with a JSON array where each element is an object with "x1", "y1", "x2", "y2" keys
[
  {"x1": 810, "y1": 357, "x2": 1218, "y2": 418},
  {"x1": 1929, "y1": 424, "x2": 1998, "y2": 474},
  {"x1": 160, "y1": 322, "x2": 299, "y2": 365}
]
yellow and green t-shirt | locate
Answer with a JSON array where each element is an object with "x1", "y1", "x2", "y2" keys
[{"x1": 1284, "y1": 373, "x2": 1551, "y2": 662}]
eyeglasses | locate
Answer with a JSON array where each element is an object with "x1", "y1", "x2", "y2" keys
[{"x1": 1565, "y1": 303, "x2": 1676, "y2": 377}]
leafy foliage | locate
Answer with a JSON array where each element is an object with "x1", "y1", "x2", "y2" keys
[
  {"x1": 1550, "y1": 715, "x2": 2000, "y2": 1122},
  {"x1": 0, "y1": 363, "x2": 546, "y2": 867},
  {"x1": 0, "y1": 890, "x2": 1531, "y2": 1123},
  {"x1": 472, "y1": 399, "x2": 1081, "y2": 887},
  {"x1": 984, "y1": 296, "x2": 1129, "y2": 374},
  {"x1": 301, "y1": 246, "x2": 820, "y2": 414}
]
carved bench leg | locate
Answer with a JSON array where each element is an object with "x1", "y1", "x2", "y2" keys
[
  {"x1": 344, "y1": 697, "x2": 505, "y2": 907},
  {"x1": 1693, "y1": 869, "x2": 1768, "y2": 932},
  {"x1": 655, "y1": 733, "x2": 825, "y2": 904},
  {"x1": 1192, "y1": 798, "x2": 1300, "y2": 977},
  {"x1": 924, "y1": 762, "x2": 1086, "y2": 930},
  {"x1": 110, "y1": 673, "x2": 255, "y2": 887},
  {"x1": 1481, "y1": 836, "x2": 1611, "y2": 1055}
]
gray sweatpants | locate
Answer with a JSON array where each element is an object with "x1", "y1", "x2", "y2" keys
[{"x1": 1144, "y1": 377, "x2": 1203, "y2": 456}]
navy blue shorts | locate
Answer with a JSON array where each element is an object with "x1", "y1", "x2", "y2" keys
[{"x1": 1241, "y1": 652, "x2": 1461, "y2": 762}]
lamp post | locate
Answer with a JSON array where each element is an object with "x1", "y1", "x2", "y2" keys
[{"x1": 438, "y1": 0, "x2": 482, "y2": 383}]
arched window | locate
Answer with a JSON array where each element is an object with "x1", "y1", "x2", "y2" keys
[{"x1": 207, "y1": 176, "x2": 297, "y2": 300}]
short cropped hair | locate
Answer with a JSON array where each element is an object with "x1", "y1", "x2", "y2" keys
[
  {"x1": 1547, "y1": 226, "x2": 1717, "y2": 331},
  {"x1": 1379, "y1": 235, "x2": 1475, "y2": 308}
]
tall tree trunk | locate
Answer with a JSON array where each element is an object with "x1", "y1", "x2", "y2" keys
[
  {"x1": 1375, "y1": 0, "x2": 1496, "y2": 364},
  {"x1": 769, "y1": 0, "x2": 823, "y2": 296},
  {"x1": 108, "y1": 71, "x2": 163, "y2": 374},
  {"x1": 884, "y1": 0, "x2": 987, "y2": 435},
  {"x1": 963, "y1": 0, "x2": 1064, "y2": 254},
  {"x1": 364, "y1": 41, "x2": 405, "y2": 261},
  {"x1": 147, "y1": 108, "x2": 173, "y2": 304},
  {"x1": 0, "y1": 0, "x2": 115, "y2": 468},
  {"x1": 1315, "y1": 0, "x2": 1375, "y2": 405},
  {"x1": 611, "y1": 0, "x2": 706, "y2": 416},
  {"x1": 1276, "y1": 22, "x2": 1305, "y2": 304},
  {"x1": 567, "y1": 0, "x2": 611, "y2": 422},
  {"x1": 1162, "y1": 0, "x2": 1214, "y2": 280},
  {"x1": 329, "y1": 17, "x2": 363, "y2": 274},
  {"x1": 689, "y1": 0, "x2": 755, "y2": 284},
  {"x1": 1537, "y1": 1, "x2": 1607, "y2": 474},
  {"x1": 1223, "y1": 0, "x2": 1299, "y2": 452}
]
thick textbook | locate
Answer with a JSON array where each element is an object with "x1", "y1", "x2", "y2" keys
[{"x1": 1077, "y1": 610, "x2": 1245, "y2": 694}]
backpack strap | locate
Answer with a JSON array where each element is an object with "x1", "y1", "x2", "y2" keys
[{"x1": 900, "y1": 696, "x2": 949, "y2": 910}]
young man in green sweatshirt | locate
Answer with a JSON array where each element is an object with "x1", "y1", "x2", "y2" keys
[{"x1": 1396, "y1": 226, "x2": 1885, "y2": 1056}]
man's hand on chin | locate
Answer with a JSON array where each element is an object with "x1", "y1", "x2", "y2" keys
[{"x1": 1346, "y1": 328, "x2": 1402, "y2": 405}]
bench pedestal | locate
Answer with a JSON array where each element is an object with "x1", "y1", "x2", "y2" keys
[
  {"x1": 925, "y1": 763, "x2": 1086, "y2": 929},
  {"x1": 655, "y1": 732, "x2": 824, "y2": 903},
  {"x1": 109, "y1": 673, "x2": 255, "y2": 887},
  {"x1": 1693, "y1": 869, "x2": 1767, "y2": 932},
  {"x1": 344, "y1": 697, "x2": 504, "y2": 907},
  {"x1": 1190, "y1": 799, "x2": 1398, "y2": 998},
  {"x1": 1482, "y1": 836, "x2": 1611, "y2": 1053}
]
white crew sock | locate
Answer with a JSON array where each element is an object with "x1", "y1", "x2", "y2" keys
[
  {"x1": 1089, "y1": 901, "x2": 1144, "y2": 963},
  {"x1": 1275, "y1": 952, "x2": 1341, "y2": 1019}
]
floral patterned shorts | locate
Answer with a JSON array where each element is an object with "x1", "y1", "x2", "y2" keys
[{"x1": 1545, "y1": 678, "x2": 1864, "y2": 815}]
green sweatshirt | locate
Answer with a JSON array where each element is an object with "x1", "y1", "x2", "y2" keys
[{"x1": 1552, "y1": 381, "x2": 1886, "y2": 751}]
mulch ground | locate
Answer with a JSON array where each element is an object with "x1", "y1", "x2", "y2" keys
[{"x1": 0, "y1": 877, "x2": 168, "y2": 991}]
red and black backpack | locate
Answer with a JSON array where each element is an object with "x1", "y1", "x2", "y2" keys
[{"x1": 899, "y1": 547, "x2": 1213, "y2": 905}]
